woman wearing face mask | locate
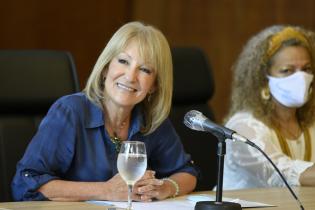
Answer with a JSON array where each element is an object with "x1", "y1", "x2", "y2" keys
[{"x1": 223, "y1": 25, "x2": 315, "y2": 190}]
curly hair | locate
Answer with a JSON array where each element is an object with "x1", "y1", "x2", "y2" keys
[
  {"x1": 227, "y1": 25, "x2": 315, "y2": 128},
  {"x1": 84, "y1": 21, "x2": 173, "y2": 135}
]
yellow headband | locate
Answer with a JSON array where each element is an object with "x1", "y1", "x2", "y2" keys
[{"x1": 266, "y1": 27, "x2": 310, "y2": 59}]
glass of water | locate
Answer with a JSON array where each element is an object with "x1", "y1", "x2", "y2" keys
[{"x1": 117, "y1": 141, "x2": 147, "y2": 210}]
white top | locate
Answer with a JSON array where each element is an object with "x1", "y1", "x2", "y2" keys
[{"x1": 223, "y1": 111, "x2": 314, "y2": 190}]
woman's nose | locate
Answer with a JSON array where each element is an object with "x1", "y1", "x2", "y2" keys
[{"x1": 125, "y1": 67, "x2": 137, "y2": 81}]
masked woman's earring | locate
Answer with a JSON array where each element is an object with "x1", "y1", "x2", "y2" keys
[{"x1": 261, "y1": 87, "x2": 271, "y2": 100}]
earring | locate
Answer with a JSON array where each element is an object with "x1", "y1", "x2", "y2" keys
[
  {"x1": 100, "y1": 77, "x2": 106, "y2": 88},
  {"x1": 147, "y1": 93, "x2": 152, "y2": 102},
  {"x1": 261, "y1": 87, "x2": 271, "y2": 100}
]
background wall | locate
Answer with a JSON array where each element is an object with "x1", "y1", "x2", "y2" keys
[{"x1": 1, "y1": 0, "x2": 315, "y2": 122}]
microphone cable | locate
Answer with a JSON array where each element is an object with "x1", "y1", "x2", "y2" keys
[{"x1": 241, "y1": 139, "x2": 305, "y2": 210}]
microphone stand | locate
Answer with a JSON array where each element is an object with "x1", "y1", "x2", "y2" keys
[
  {"x1": 195, "y1": 133, "x2": 241, "y2": 210},
  {"x1": 184, "y1": 110, "x2": 304, "y2": 210}
]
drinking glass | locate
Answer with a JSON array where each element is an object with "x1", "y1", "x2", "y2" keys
[{"x1": 117, "y1": 141, "x2": 147, "y2": 210}]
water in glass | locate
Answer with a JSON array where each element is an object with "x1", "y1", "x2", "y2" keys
[{"x1": 117, "y1": 141, "x2": 147, "y2": 210}]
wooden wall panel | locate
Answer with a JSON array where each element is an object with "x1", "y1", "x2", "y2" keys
[
  {"x1": 1, "y1": 0, "x2": 315, "y2": 122},
  {"x1": 0, "y1": 0, "x2": 130, "y2": 88},
  {"x1": 131, "y1": 0, "x2": 315, "y2": 122}
]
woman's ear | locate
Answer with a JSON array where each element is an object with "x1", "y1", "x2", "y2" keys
[
  {"x1": 102, "y1": 68, "x2": 108, "y2": 79},
  {"x1": 149, "y1": 84, "x2": 157, "y2": 94},
  {"x1": 149, "y1": 78, "x2": 159, "y2": 94}
]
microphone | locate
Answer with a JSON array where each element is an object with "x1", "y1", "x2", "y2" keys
[
  {"x1": 183, "y1": 110, "x2": 248, "y2": 143},
  {"x1": 183, "y1": 110, "x2": 305, "y2": 210}
]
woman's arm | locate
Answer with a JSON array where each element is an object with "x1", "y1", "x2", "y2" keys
[
  {"x1": 11, "y1": 100, "x2": 78, "y2": 201},
  {"x1": 159, "y1": 172, "x2": 196, "y2": 199},
  {"x1": 299, "y1": 164, "x2": 315, "y2": 186},
  {"x1": 38, "y1": 171, "x2": 156, "y2": 201},
  {"x1": 225, "y1": 112, "x2": 315, "y2": 188},
  {"x1": 38, "y1": 180, "x2": 110, "y2": 201}
]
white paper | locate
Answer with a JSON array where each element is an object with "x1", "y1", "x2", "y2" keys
[
  {"x1": 87, "y1": 194, "x2": 275, "y2": 210},
  {"x1": 88, "y1": 199, "x2": 194, "y2": 210}
]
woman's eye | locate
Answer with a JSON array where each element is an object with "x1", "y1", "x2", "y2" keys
[
  {"x1": 303, "y1": 67, "x2": 313, "y2": 73},
  {"x1": 118, "y1": 59, "x2": 128, "y2": 65},
  {"x1": 140, "y1": 67, "x2": 152, "y2": 74},
  {"x1": 279, "y1": 68, "x2": 291, "y2": 74}
]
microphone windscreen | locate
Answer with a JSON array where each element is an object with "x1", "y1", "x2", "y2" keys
[{"x1": 183, "y1": 110, "x2": 205, "y2": 131}]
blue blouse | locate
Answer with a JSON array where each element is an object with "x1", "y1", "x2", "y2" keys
[{"x1": 11, "y1": 93, "x2": 197, "y2": 201}]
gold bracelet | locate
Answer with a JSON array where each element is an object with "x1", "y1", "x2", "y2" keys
[{"x1": 162, "y1": 178, "x2": 179, "y2": 198}]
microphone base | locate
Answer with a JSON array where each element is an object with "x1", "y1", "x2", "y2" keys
[{"x1": 195, "y1": 201, "x2": 242, "y2": 210}]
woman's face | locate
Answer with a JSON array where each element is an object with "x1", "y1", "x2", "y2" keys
[
  {"x1": 269, "y1": 46, "x2": 313, "y2": 77},
  {"x1": 267, "y1": 45, "x2": 314, "y2": 108},
  {"x1": 103, "y1": 40, "x2": 157, "y2": 108}
]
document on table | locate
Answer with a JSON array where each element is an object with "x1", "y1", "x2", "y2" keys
[
  {"x1": 88, "y1": 199, "x2": 194, "y2": 210},
  {"x1": 87, "y1": 194, "x2": 275, "y2": 210}
]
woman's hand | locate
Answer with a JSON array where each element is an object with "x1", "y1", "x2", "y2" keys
[
  {"x1": 103, "y1": 170, "x2": 157, "y2": 201},
  {"x1": 135, "y1": 178, "x2": 171, "y2": 201},
  {"x1": 134, "y1": 172, "x2": 197, "y2": 201},
  {"x1": 300, "y1": 164, "x2": 315, "y2": 186},
  {"x1": 102, "y1": 173, "x2": 130, "y2": 201},
  {"x1": 134, "y1": 170, "x2": 176, "y2": 201}
]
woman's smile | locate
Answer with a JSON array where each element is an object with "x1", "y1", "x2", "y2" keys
[{"x1": 116, "y1": 82, "x2": 137, "y2": 92}]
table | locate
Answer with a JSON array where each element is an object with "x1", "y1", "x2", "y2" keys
[
  {"x1": 213, "y1": 187, "x2": 315, "y2": 210},
  {"x1": 0, "y1": 187, "x2": 314, "y2": 210},
  {"x1": 0, "y1": 201, "x2": 115, "y2": 210}
]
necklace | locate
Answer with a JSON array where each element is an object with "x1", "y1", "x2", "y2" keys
[
  {"x1": 100, "y1": 102, "x2": 128, "y2": 153},
  {"x1": 110, "y1": 132, "x2": 122, "y2": 153},
  {"x1": 107, "y1": 123, "x2": 127, "y2": 153},
  {"x1": 274, "y1": 124, "x2": 312, "y2": 161}
]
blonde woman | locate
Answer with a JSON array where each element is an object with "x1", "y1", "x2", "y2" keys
[
  {"x1": 224, "y1": 25, "x2": 315, "y2": 189},
  {"x1": 12, "y1": 22, "x2": 197, "y2": 201}
]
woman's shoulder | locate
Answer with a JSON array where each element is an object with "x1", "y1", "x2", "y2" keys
[
  {"x1": 145, "y1": 118, "x2": 177, "y2": 140},
  {"x1": 53, "y1": 92, "x2": 91, "y2": 107},
  {"x1": 226, "y1": 111, "x2": 265, "y2": 126},
  {"x1": 50, "y1": 92, "x2": 98, "y2": 114},
  {"x1": 55, "y1": 92, "x2": 87, "y2": 105},
  {"x1": 43, "y1": 92, "x2": 103, "y2": 129},
  {"x1": 149, "y1": 118, "x2": 174, "y2": 134},
  {"x1": 225, "y1": 111, "x2": 272, "y2": 140}
]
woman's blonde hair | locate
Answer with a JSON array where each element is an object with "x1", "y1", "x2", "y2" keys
[
  {"x1": 227, "y1": 25, "x2": 315, "y2": 127},
  {"x1": 84, "y1": 21, "x2": 173, "y2": 134}
]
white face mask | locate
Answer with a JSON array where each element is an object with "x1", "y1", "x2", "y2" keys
[{"x1": 268, "y1": 71, "x2": 313, "y2": 108}]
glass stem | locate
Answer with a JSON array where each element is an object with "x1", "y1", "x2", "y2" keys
[{"x1": 127, "y1": 184, "x2": 133, "y2": 210}]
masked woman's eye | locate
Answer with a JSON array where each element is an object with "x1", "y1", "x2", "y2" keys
[
  {"x1": 279, "y1": 68, "x2": 292, "y2": 74},
  {"x1": 303, "y1": 66, "x2": 313, "y2": 74}
]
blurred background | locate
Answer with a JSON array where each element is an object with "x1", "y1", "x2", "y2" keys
[{"x1": 1, "y1": 0, "x2": 314, "y2": 123}]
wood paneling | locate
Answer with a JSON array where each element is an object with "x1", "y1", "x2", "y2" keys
[
  {"x1": 131, "y1": 0, "x2": 315, "y2": 122},
  {"x1": 1, "y1": 0, "x2": 315, "y2": 122},
  {"x1": 0, "y1": 0, "x2": 130, "y2": 88}
]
